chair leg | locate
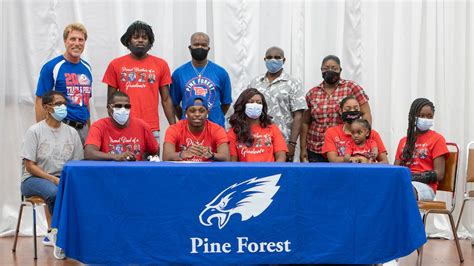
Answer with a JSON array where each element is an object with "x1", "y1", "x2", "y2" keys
[
  {"x1": 447, "y1": 212, "x2": 464, "y2": 262},
  {"x1": 32, "y1": 205, "x2": 37, "y2": 260},
  {"x1": 455, "y1": 199, "x2": 468, "y2": 231},
  {"x1": 12, "y1": 204, "x2": 25, "y2": 252},
  {"x1": 417, "y1": 211, "x2": 429, "y2": 266}
]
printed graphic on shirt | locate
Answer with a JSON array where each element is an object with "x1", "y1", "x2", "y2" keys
[
  {"x1": 184, "y1": 77, "x2": 217, "y2": 110},
  {"x1": 334, "y1": 137, "x2": 348, "y2": 156},
  {"x1": 65, "y1": 73, "x2": 91, "y2": 106},
  {"x1": 237, "y1": 132, "x2": 273, "y2": 158},
  {"x1": 178, "y1": 138, "x2": 207, "y2": 162},
  {"x1": 407, "y1": 143, "x2": 429, "y2": 166},
  {"x1": 120, "y1": 66, "x2": 157, "y2": 91},
  {"x1": 37, "y1": 142, "x2": 74, "y2": 161},
  {"x1": 107, "y1": 136, "x2": 141, "y2": 155}
]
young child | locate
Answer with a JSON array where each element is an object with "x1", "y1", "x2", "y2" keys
[{"x1": 344, "y1": 119, "x2": 378, "y2": 163}]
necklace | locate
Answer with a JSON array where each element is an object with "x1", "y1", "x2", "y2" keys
[
  {"x1": 187, "y1": 124, "x2": 206, "y2": 145},
  {"x1": 191, "y1": 62, "x2": 208, "y2": 79}
]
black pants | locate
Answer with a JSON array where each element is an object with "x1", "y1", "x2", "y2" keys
[{"x1": 307, "y1": 150, "x2": 329, "y2": 163}]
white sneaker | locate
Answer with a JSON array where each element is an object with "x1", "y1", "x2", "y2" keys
[
  {"x1": 42, "y1": 231, "x2": 54, "y2": 246},
  {"x1": 50, "y1": 229, "x2": 66, "y2": 260}
]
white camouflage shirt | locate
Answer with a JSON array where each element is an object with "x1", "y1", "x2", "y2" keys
[{"x1": 248, "y1": 71, "x2": 307, "y2": 141}]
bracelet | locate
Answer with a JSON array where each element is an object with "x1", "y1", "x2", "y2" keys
[
  {"x1": 288, "y1": 141, "x2": 297, "y2": 147},
  {"x1": 177, "y1": 151, "x2": 184, "y2": 160}
]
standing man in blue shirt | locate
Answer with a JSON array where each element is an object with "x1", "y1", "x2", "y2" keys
[
  {"x1": 35, "y1": 22, "x2": 92, "y2": 144},
  {"x1": 170, "y1": 32, "x2": 232, "y2": 128}
]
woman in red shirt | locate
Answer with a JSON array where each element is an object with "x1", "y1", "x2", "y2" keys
[
  {"x1": 394, "y1": 98, "x2": 449, "y2": 201},
  {"x1": 322, "y1": 95, "x2": 388, "y2": 163},
  {"x1": 227, "y1": 88, "x2": 288, "y2": 162}
]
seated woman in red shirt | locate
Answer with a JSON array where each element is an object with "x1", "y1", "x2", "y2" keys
[
  {"x1": 227, "y1": 88, "x2": 288, "y2": 162},
  {"x1": 394, "y1": 98, "x2": 449, "y2": 201},
  {"x1": 162, "y1": 95, "x2": 230, "y2": 162},
  {"x1": 322, "y1": 95, "x2": 388, "y2": 163}
]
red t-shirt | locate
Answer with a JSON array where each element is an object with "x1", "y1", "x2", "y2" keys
[
  {"x1": 85, "y1": 117, "x2": 158, "y2": 161},
  {"x1": 102, "y1": 54, "x2": 172, "y2": 131},
  {"x1": 395, "y1": 130, "x2": 449, "y2": 192},
  {"x1": 227, "y1": 124, "x2": 288, "y2": 162},
  {"x1": 164, "y1": 120, "x2": 228, "y2": 162},
  {"x1": 345, "y1": 139, "x2": 378, "y2": 159},
  {"x1": 321, "y1": 124, "x2": 387, "y2": 160}
]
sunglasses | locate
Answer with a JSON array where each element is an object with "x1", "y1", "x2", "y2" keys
[{"x1": 111, "y1": 104, "x2": 132, "y2": 109}]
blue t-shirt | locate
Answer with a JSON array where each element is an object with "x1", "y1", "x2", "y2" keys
[
  {"x1": 170, "y1": 61, "x2": 232, "y2": 127},
  {"x1": 36, "y1": 55, "x2": 93, "y2": 123}
]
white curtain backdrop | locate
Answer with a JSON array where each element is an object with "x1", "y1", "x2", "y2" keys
[{"x1": 1, "y1": 0, "x2": 473, "y2": 242}]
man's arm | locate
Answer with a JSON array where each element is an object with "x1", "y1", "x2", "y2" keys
[
  {"x1": 84, "y1": 144, "x2": 133, "y2": 161},
  {"x1": 107, "y1": 86, "x2": 118, "y2": 104},
  {"x1": 221, "y1": 104, "x2": 231, "y2": 116},
  {"x1": 175, "y1": 105, "x2": 183, "y2": 120},
  {"x1": 159, "y1": 85, "x2": 176, "y2": 125},
  {"x1": 299, "y1": 110, "x2": 311, "y2": 162},
  {"x1": 35, "y1": 96, "x2": 45, "y2": 122},
  {"x1": 287, "y1": 110, "x2": 304, "y2": 158}
]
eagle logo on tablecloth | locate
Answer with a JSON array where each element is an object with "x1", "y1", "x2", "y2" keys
[{"x1": 199, "y1": 174, "x2": 281, "y2": 229}]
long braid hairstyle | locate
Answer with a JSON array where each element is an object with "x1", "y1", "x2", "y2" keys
[
  {"x1": 400, "y1": 98, "x2": 435, "y2": 166},
  {"x1": 229, "y1": 88, "x2": 273, "y2": 147}
]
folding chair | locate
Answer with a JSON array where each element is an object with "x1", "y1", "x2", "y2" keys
[
  {"x1": 416, "y1": 142, "x2": 463, "y2": 264},
  {"x1": 456, "y1": 141, "x2": 474, "y2": 231},
  {"x1": 11, "y1": 195, "x2": 51, "y2": 260}
]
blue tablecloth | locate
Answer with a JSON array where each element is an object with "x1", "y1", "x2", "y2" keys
[{"x1": 52, "y1": 161, "x2": 426, "y2": 264}]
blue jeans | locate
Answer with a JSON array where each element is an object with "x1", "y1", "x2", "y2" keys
[{"x1": 21, "y1": 176, "x2": 57, "y2": 215}]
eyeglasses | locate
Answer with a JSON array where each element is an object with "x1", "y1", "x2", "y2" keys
[
  {"x1": 111, "y1": 104, "x2": 132, "y2": 109},
  {"x1": 49, "y1": 101, "x2": 67, "y2": 107}
]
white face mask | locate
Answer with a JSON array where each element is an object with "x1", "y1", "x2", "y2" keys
[
  {"x1": 416, "y1": 117, "x2": 434, "y2": 131},
  {"x1": 245, "y1": 103, "x2": 263, "y2": 119},
  {"x1": 112, "y1": 107, "x2": 130, "y2": 125}
]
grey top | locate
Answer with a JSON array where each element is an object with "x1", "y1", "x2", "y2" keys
[{"x1": 20, "y1": 120, "x2": 84, "y2": 182}]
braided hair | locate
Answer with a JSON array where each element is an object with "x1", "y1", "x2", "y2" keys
[
  {"x1": 400, "y1": 98, "x2": 435, "y2": 166},
  {"x1": 229, "y1": 88, "x2": 273, "y2": 147}
]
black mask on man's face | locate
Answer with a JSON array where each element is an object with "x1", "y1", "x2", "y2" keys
[
  {"x1": 322, "y1": 70, "x2": 341, "y2": 85},
  {"x1": 129, "y1": 43, "x2": 152, "y2": 58},
  {"x1": 341, "y1": 111, "x2": 361, "y2": 123},
  {"x1": 190, "y1": 47, "x2": 209, "y2": 61}
]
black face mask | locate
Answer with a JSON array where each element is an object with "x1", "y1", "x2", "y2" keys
[
  {"x1": 322, "y1": 70, "x2": 340, "y2": 85},
  {"x1": 190, "y1": 47, "x2": 209, "y2": 61},
  {"x1": 341, "y1": 111, "x2": 361, "y2": 123},
  {"x1": 129, "y1": 43, "x2": 151, "y2": 58}
]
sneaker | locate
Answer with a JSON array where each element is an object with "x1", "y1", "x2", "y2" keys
[
  {"x1": 42, "y1": 231, "x2": 54, "y2": 247},
  {"x1": 50, "y1": 229, "x2": 66, "y2": 260}
]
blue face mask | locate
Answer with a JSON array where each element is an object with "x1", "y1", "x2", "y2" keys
[
  {"x1": 113, "y1": 107, "x2": 130, "y2": 125},
  {"x1": 416, "y1": 117, "x2": 434, "y2": 131},
  {"x1": 51, "y1": 104, "x2": 67, "y2": 121},
  {"x1": 245, "y1": 103, "x2": 263, "y2": 119},
  {"x1": 265, "y1": 59, "x2": 284, "y2": 74}
]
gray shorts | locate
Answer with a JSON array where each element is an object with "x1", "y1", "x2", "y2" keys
[{"x1": 412, "y1": 181, "x2": 435, "y2": 201}]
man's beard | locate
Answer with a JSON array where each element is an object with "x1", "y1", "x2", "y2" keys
[{"x1": 129, "y1": 44, "x2": 151, "y2": 58}]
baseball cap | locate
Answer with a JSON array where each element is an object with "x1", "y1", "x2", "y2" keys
[{"x1": 184, "y1": 95, "x2": 209, "y2": 111}]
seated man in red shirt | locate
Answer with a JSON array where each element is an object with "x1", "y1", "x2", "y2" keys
[
  {"x1": 84, "y1": 91, "x2": 158, "y2": 161},
  {"x1": 162, "y1": 95, "x2": 230, "y2": 162}
]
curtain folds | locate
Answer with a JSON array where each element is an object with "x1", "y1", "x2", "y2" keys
[{"x1": 1, "y1": 0, "x2": 473, "y2": 240}]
